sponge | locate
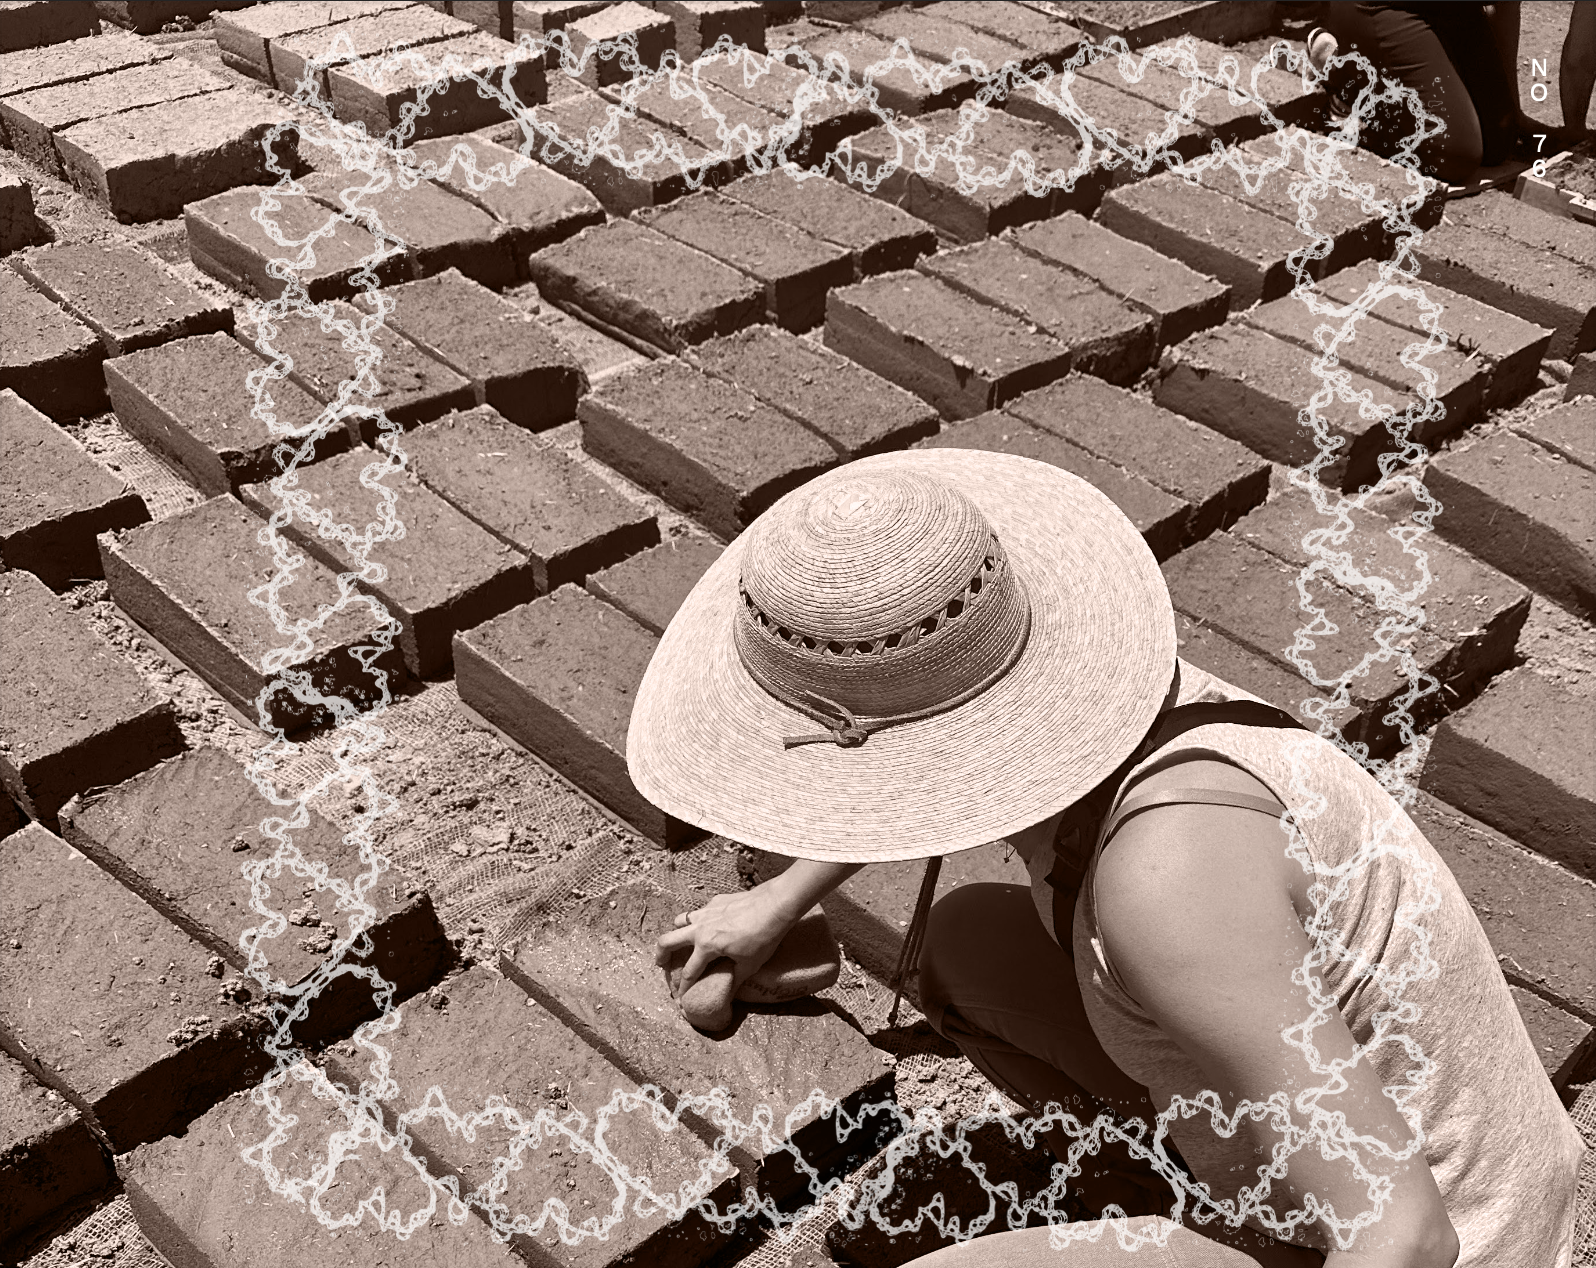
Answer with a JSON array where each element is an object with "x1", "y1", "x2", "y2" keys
[{"x1": 663, "y1": 908, "x2": 842, "y2": 1032}]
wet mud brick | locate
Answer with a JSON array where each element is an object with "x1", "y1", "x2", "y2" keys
[
  {"x1": 0, "y1": 788, "x2": 17, "y2": 841},
  {"x1": 1009, "y1": 68, "x2": 1212, "y2": 180},
  {"x1": 1154, "y1": 322, "x2": 1400, "y2": 492},
  {"x1": 1161, "y1": 533, "x2": 1453, "y2": 757},
  {"x1": 185, "y1": 184, "x2": 410, "y2": 303},
  {"x1": 404, "y1": 405, "x2": 658, "y2": 592},
  {"x1": 691, "y1": 324, "x2": 940, "y2": 458},
  {"x1": 1065, "y1": 0, "x2": 1273, "y2": 49},
  {"x1": 0, "y1": 570, "x2": 182, "y2": 828},
  {"x1": 324, "y1": 964, "x2": 739, "y2": 1268},
  {"x1": 374, "y1": 268, "x2": 587, "y2": 429},
  {"x1": 1446, "y1": 188, "x2": 1596, "y2": 269},
  {"x1": 529, "y1": 219, "x2": 765, "y2": 353},
  {"x1": 0, "y1": 1, "x2": 99, "y2": 53},
  {"x1": 119, "y1": 1074, "x2": 527, "y2": 1268},
  {"x1": 1233, "y1": 495, "x2": 1530, "y2": 706},
  {"x1": 1240, "y1": 293, "x2": 1487, "y2": 437},
  {"x1": 916, "y1": 239, "x2": 1155, "y2": 386},
  {"x1": 914, "y1": 1, "x2": 1083, "y2": 72},
  {"x1": 1423, "y1": 429, "x2": 1595, "y2": 619},
  {"x1": 503, "y1": 879, "x2": 894, "y2": 1196},
  {"x1": 239, "y1": 446, "x2": 539, "y2": 678},
  {"x1": 411, "y1": 133, "x2": 605, "y2": 268},
  {"x1": 720, "y1": 170, "x2": 936, "y2": 281},
  {"x1": 1512, "y1": 398, "x2": 1596, "y2": 475},
  {"x1": 99, "y1": 496, "x2": 409, "y2": 735},
  {"x1": 91, "y1": 2, "x2": 254, "y2": 35},
  {"x1": 454, "y1": 583, "x2": 673, "y2": 840},
  {"x1": 268, "y1": 4, "x2": 476, "y2": 100},
  {"x1": 694, "y1": 46, "x2": 878, "y2": 169},
  {"x1": 104, "y1": 331, "x2": 351, "y2": 497},
  {"x1": 1413, "y1": 220, "x2": 1596, "y2": 364},
  {"x1": 1418, "y1": 669, "x2": 1596, "y2": 880},
  {"x1": 1077, "y1": 47, "x2": 1277, "y2": 146},
  {"x1": 0, "y1": 167, "x2": 45, "y2": 253},
  {"x1": 451, "y1": 0, "x2": 516, "y2": 40},
  {"x1": 57, "y1": 746, "x2": 451, "y2": 1045},
  {"x1": 11, "y1": 242, "x2": 231, "y2": 358},
  {"x1": 599, "y1": 70, "x2": 793, "y2": 171},
  {"x1": 1007, "y1": 212, "x2": 1229, "y2": 351},
  {"x1": 1318, "y1": 259, "x2": 1553, "y2": 411},
  {"x1": 0, "y1": 823, "x2": 268, "y2": 1153},
  {"x1": 0, "y1": 57, "x2": 230, "y2": 179},
  {"x1": 0, "y1": 1048, "x2": 110, "y2": 1259},
  {"x1": 513, "y1": 0, "x2": 612, "y2": 68},
  {"x1": 568, "y1": 2, "x2": 674, "y2": 88},
  {"x1": 300, "y1": 169, "x2": 516, "y2": 290},
  {"x1": 1568, "y1": 351, "x2": 1596, "y2": 403},
  {"x1": 1146, "y1": 35, "x2": 1324, "y2": 130},
  {"x1": 0, "y1": 28, "x2": 166, "y2": 109},
  {"x1": 0, "y1": 389, "x2": 148, "y2": 589},
  {"x1": 1006, "y1": 374, "x2": 1269, "y2": 545},
  {"x1": 212, "y1": 0, "x2": 415, "y2": 86},
  {"x1": 0, "y1": 268, "x2": 107, "y2": 421},
  {"x1": 1511, "y1": 986, "x2": 1594, "y2": 1092},
  {"x1": 55, "y1": 88, "x2": 296, "y2": 224},
  {"x1": 234, "y1": 300, "x2": 474, "y2": 443},
  {"x1": 657, "y1": 0, "x2": 765, "y2": 61},
  {"x1": 635, "y1": 193, "x2": 852, "y2": 333},
  {"x1": 1097, "y1": 175, "x2": 1306, "y2": 311},
  {"x1": 580, "y1": 356, "x2": 835, "y2": 538},
  {"x1": 584, "y1": 533, "x2": 723, "y2": 635},
  {"x1": 859, "y1": 7, "x2": 1030, "y2": 78},
  {"x1": 824, "y1": 270, "x2": 1072, "y2": 421},
  {"x1": 1409, "y1": 791, "x2": 1596, "y2": 1026},
  {"x1": 916, "y1": 412, "x2": 1189, "y2": 562},
  {"x1": 327, "y1": 29, "x2": 548, "y2": 140},
  {"x1": 786, "y1": 24, "x2": 973, "y2": 118}
]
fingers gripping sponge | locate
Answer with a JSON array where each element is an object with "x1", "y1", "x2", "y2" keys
[{"x1": 663, "y1": 908, "x2": 842, "y2": 1032}]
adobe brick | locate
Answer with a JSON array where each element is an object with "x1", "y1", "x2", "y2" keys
[
  {"x1": 635, "y1": 192, "x2": 852, "y2": 332},
  {"x1": 801, "y1": 1, "x2": 882, "y2": 19},
  {"x1": 1318, "y1": 259, "x2": 1553, "y2": 411},
  {"x1": 452, "y1": 0, "x2": 515, "y2": 40},
  {"x1": 538, "y1": 303, "x2": 649, "y2": 385},
  {"x1": 915, "y1": 411, "x2": 1189, "y2": 562},
  {"x1": 1067, "y1": 1, "x2": 1273, "y2": 49},
  {"x1": 1160, "y1": 533, "x2": 1453, "y2": 757},
  {"x1": 324, "y1": 963, "x2": 739, "y2": 1268},
  {"x1": 1240, "y1": 292, "x2": 1487, "y2": 438},
  {"x1": 1418, "y1": 669, "x2": 1595, "y2": 880},
  {"x1": 0, "y1": 28, "x2": 166, "y2": 102},
  {"x1": 234, "y1": 300, "x2": 474, "y2": 444},
  {"x1": 1147, "y1": 35, "x2": 1324, "y2": 130},
  {"x1": 405, "y1": 405, "x2": 658, "y2": 592},
  {"x1": 1007, "y1": 212, "x2": 1229, "y2": 351},
  {"x1": 513, "y1": 0, "x2": 614, "y2": 69},
  {"x1": 825, "y1": 270, "x2": 1073, "y2": 421},
  {"x1": 691, "y1": 324, "x2": 939, "y2": 458},
  {"x1": 1446, "y1": 188, "x2": 1596, "y2": 269},
  {"x1": 916, "y1": 239, "x2": 1155, "y2": 386},
  {"x1": 92, "y1": 3, "x2": 253, "y2": 35},
  {"x1": 100, "y1": 495, "x2": 409, "y2": 735},
  {"x1": 915, "y1": 1, "x2": 1083, "y2": 72},
  {"x1": 212, "y1": 1, "x2": 414, "y2": 86},
  {"x1": 185, "y1": 183, "x2": 410, "y2": 303},
  {"x1": 300, "y1": 168, "x2": 516, "y2": 290},
  {"x1": 0, "y1": 1, "x2": 99, "y2": 54},
  {"x1": 12, "y1": 242, "x2": 231, "y2": 358},
  {"x1": 0, "y1": 823, "x2": 269, "y2": 1154},
  {"x1": 720, "y1": 170, "x2": 936, "y2": 281},
  {"x1": 600, "y1": 70, "x2": 794, "y2": 169},
  {"x1": 1511, "y1": 398, "x2": 1595, "y2": 475},
  {"x1": 0, "y1": 57, "x2": 229, "y2": 178},
  {"x1": 269, "y1": 5, "x2": 476, "y2": 101},
  {"x1": 1510, "y1": 986, "x2": 1593, "y2": 1092},
  {"x1": 1007, "y1": 64, "x2": 1210, "y2": 169},
  {"x1": 502, "y1": 878, "x2": 893, "y2": 1196},
  {"x1": 1414, "y1": 220, "x2": 1596, "y2": 363},
  {"x1": 584, "y1": 532, "x2": 723, "y2": 635},
  {"x1": 0, "y1": 788, "x2": 17, "y2": 841},
  {"x1": 374, "y1": 268, "x2": 587, "y2": 429},
  {"x1": 120, "y1": 1073, "x2": 526, "y2": 1268},
  {"x1": 694, "y1": 46, "x2": 877, "y2": 169},
  {"x1": 239, "y1": 447, "x2": 539, "y2": 678},
  {"x1": 659, "y1": 0, "x2": 765, "y2": 61},
  {"x1": 1408, "y1": 790, "x2": 1595, "y2": 1026},
  {"x1": 1232, "y1": 494, "x2": 1530, "y2": 708},
  {"x1": 0, "y1": 168, "x2": 45, "y2": 254},
  {"x1": 860, "y1": 7, "x2": 1028, "y2": 76},
  {"x1": 1423, "y1": 429, "x2": 1594, "y2": 619},
  {"x1": 578, "y1": 356, "x2": 836, "y2": 539},
  {"x1": 1329, "y1": 144, "x2": 1445, "y2": 232},
  {"x1": 786, "y1": 24, "x2": 974, "y2": 118},
  {"x1": 1006, "y1": 374, "x2": 1269, "y2": 546},
  {"x1": 454, "y1": 583, "x2": 673, "y2": 840},
  {"x1": 104, "y1": 331, "x2": 350, "y2": 496},
  {"x1": 58, "y1": 745, "x2": 452, "y2": 1045},
  {"x1": 0, "y1": 569, "x2": 182, "y2": 829},
  {"x1": 529, "y1": 219, "x2": 765, "y2": 353},
  {"x1": 1078, "y1": 49, "x2": 1269, "y2": 144},
  {"x1": 411, "y1": 133, "x2": 605, "y2": 269},
  {"x1": 567, "y1": 2, "x2": 674, "y2": 88},
  {"x1": 0, "y1": 389, "x2": 148, "y2": 589},
  {"x1": 1098, "y1": 174, "x2": 1305, "y2": 310},
  {"x1": 1154, "y1": 321, "x2": 1400, "y2": 492},
  {"x1": 0, "y1": 1048, "x2": 110, "y2": 1258},
  {"x1": 0, "y1": 268, "x2": 107, "y2": 421},
  {"x1": 1568, "y1": 351, "x2": 1596, "y2": 402}
]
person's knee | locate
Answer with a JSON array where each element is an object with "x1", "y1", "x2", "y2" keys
[{"x1": 918, "y1": 883, "x2": 1022, "y2": 1017}]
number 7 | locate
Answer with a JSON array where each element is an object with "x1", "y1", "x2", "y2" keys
[{"x1": 1535, "y1": 133, "x2": 1548, "y2": 152}]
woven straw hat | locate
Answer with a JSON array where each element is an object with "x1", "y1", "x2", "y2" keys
[{"x1": 626, "y1": 449, "x2": 1176, "y2": 862}]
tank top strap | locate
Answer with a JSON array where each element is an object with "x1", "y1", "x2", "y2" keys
[{"x1": 1099, "y1": 786, "x2": 1291, "y2": 851}]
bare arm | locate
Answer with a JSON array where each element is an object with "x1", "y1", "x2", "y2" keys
[
  {"x1": 1095, "y1": 811, "x2": 1460, "y2": 1268},
  {"x1": 1563, "y1": 1, "x2": 1596, "y2": 141}
]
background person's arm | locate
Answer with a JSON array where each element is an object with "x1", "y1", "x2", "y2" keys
[{"x1": 1485, "y1": 2, "x2": 1532, "y2": 132}]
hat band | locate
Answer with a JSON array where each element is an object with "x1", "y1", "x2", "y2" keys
[{"x1": 737, "y1": 597, "x2": 1034, "y2": 751}]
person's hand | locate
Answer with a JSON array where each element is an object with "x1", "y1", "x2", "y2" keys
[{"x1": 653, "y1": 881, "x2": 798, "y2": 1000}]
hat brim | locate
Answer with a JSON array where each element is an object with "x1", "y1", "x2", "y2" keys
[{"x1": 626, "y1": 448, "x2": 1177, "y2": 862}]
